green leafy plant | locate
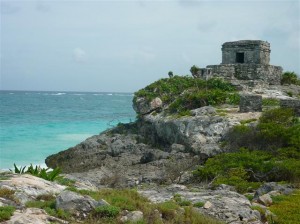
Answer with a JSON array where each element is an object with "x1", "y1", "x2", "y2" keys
[
  {"x1": 93, "y1": 205, "x2": 120, "y2": 218},
  {"x1": 193, "y1": 201, "x2": 205, "y2": 208},
  {"x1": 10, "y1": 163, "x2": 26, "y2": 174},
  {"x1": 10, "y1": 163, "x2": 61, "y2": 182},
  {"x1": 0, "y1": 206, "x2": 15, "y2": 222}
]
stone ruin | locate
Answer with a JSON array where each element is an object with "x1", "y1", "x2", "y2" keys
[{"x1": 196, "y1": 40, "x2": 283, "y2": 89}]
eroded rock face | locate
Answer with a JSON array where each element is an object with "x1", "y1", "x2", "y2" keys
[
  {"x1": 139, "y1": 184, "x2": 262, "y2": 224},
  {"x1": 45, "y1": 106, "x2": 241, "y2": 186},
  {"x1": 137, "y1": 106, "x2": 235, "y2": 156}
]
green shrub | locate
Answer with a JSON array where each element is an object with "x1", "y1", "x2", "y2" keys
[
  {"x1": 190, "y1": 65, "x2": 200, "y2": 76},
  {"x1": 193, "y1": 201, "x2": 205, "y2": 208},
  {"x1": 281, "y1": 71, "x2": 300, "y2": 85},
  {"x1": 193, "y1": 147, "x2": 300, "y2": 191},
  {"x1": 0, "y1": 206, "x2": 15, "y2": 222},
  {"x1": 157, "y1": 201, "x2": 179, "y2": 220},
  {"x1": 93, "y1": 205, "x2": 120, "y2": 218},
  {"x1": 178, "y1": 200, "x2": 192, "y2": 206},
  {"x1": 134, "y1": 75, "x2": 238, "y2": 115},
  {"x1": 262, "y1": 98, "x2": 280, "y2": 106},
  {"x1": 26, "y1": 199, "x2": 56, "y2": 210},
  {"x1": 226, "y1": 108, "x2": 299, "y2": 151}
]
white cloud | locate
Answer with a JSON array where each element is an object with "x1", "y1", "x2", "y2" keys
[{"x1": 73, "y1": 48, "x2": 87, "y2": 63}]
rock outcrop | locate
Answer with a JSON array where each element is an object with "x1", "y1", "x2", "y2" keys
[
  {"x1": 56, "y1": 190, "x2": 98, "y2": 218},
  {"x1": 5, "y1": 208, "x2": 68, "y2": 224},
  {"x1": 139, "y1": 184, "x2": 262, "y2": 224},
  {"x1": 0, "y1": 174, "x2": 66, "y2": 205},
  {"x1": 137, "y1": 106, "x2": 236, "y2": 156}
]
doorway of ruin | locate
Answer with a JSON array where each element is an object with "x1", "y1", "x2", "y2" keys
[{"x1": 236, "y1": 52, "x2": 244, "y2": 63}]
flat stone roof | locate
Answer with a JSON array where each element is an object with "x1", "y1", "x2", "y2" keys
[{"x1": 222, "y1": 40, "x2": 270, "y2": 47}]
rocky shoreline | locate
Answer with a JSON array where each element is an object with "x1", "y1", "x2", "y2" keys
[{"x1": 1, "y1": 76, "x2": 300, "y2": 223}]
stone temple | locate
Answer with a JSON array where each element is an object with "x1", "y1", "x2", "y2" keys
[{"x1": 197, "y1": 40, "x2": 283, "y2": 88}]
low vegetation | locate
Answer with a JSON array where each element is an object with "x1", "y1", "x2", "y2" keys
[
  {"x1": 10, "y1": 163, "x2": 61, "y2": 181},
  {"x1": 0, "y1": 188, "x2": 16, "y2": 202},
  {"x1": 193, "y1": 108, "x2": 300, "y2": 193},
  {"x1": 134, "y1": 75, "x2": 240, "y2": 115},
  {"x1": 0, "y1": 206, "x2": 15, "y2": 222},
  {"x1": 25, "y1": 194, "x2": 70, "y2": 220},
  {"x1": 268, "y1": 189, "x2": 300, "y2": 223},
  {"x1": 281, "y1": 71, "x2": 300, "y2": 85},
  {"x1": 262, "y1": 98, "x2": 280, "y2": 107},
  {"x1": 60, "y1": 188, "x2": 223, "y2": 224}
]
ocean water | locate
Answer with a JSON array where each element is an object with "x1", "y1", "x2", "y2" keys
[{"x1": 0, "y1": 91, "x2": 136, "y2": 169}]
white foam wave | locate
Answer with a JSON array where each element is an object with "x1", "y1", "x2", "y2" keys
[
  {"x1": 107, "y1": 93, "x2": 113, "y2": 96},
  {"x1": 52, "y1": 93, "x2": 66, "y2": 96},
  {"x1": 72, "y1": 93, "x2": 85, "y2": 95},
  {"x1": 93, "y1": 93, "x2": 104, "y2": 96}
]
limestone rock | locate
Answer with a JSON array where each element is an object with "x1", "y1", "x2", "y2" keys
[
  {"x1": 258, "y1": 194, "x2": 272, "y2": 206},
  {"x1": 120, "y1": 211, "x2": 143, "y2": 223},
  {"x1": 6, "y1": 208, "x2": 68, "y2": 224},
  {"x1": 190, "y1": 106, "x2": 216, "y2": 116},
  {"x1": 138, "y1": 112, "x2": 234, "y2": 155},
  {"x1": 133, "y1": 97, "x2": 162, "y2": 115},
  {"x1": 0, "y1": 174, "x2": 66, "y2": 205},
  {"x1": 139, "y1": 185, "x2": 262, "y2": 223},
  {"x1": 56, "y1": 190, "x2": 97, "y2": 217},
  {"x1": 254, "y1": 182, "x2": 293, "y2": 199},
  {"x1": 203, "y1": 201, "x2": 213, "y2": 209},
  {"x1": 170, "y1": 144, "x2": 186, "y2": 153}
]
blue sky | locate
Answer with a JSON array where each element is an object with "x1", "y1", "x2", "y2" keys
[{"x1": 1, "y1": 0, "x2": 299, "y2": 92}]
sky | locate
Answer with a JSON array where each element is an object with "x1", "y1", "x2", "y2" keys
[{"x1": 0, "y1": 0, "x2": 299, "y2": 92}]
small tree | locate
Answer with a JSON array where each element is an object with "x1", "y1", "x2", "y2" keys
[
  {"x1": 168, "y1": 71, "x2": 174, "y2": 78},
  {"x1": 190, "y1": 65, "x2": 200, "y2": 78},
  {"x1": 281, "y1": 71, "x2": 300, "y2": 85}
]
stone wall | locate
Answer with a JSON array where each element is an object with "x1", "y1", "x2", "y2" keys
[
  {"x1": 221, "y1": 40, "x2": 270, "y2": 65},
  {"x1": 239, "y1": 94, "x2": 262, "y2": 112},
  {"x1": 206, "y1": 64, "x2": 282, "y2": 85}
]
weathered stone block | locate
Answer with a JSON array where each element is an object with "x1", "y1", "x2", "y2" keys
[
  {"x1": 280, "y1": 99, "x2": 300, "y2": 116},
  {"x1": 239, "y1": 94, "x2": 262, "y2": 112}
]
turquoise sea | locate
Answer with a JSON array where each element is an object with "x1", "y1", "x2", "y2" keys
[{"x1": 0, "y1": 91, "x2": 136, "y2": 169}]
